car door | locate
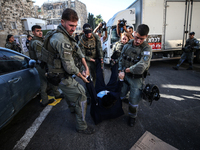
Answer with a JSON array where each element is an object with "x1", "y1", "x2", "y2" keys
[
  {"x1": 0, "y1": 76, "x2": 13, "y2": 127},
  {"x1": 0, "y1": 49, "x2": 40, "y2": 127}
]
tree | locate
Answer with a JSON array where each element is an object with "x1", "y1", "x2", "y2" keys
[
  {"x1": 87, "y1": 13, "x2": 95, "y2": 30},
  {"x1": 95, "y1": 15, "x2": 103, "y2": 27},
  {"x1": 87, "y1": 13, "x2": 104, "y2": 30}
]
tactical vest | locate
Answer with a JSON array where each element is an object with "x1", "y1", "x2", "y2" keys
[
  {"x1": 42, "y1": 30, "x2": 81, "y2": 74},
  {"x1": 80, "y1": 33, "x2": 97, "y2": 59},
  {"x1": 29, "y1": 37, "x2": 43, "y2": 61},
  {"x1": 41, "y1": 30, "x2": 65, "y2": 74},
  {"x1": 122, "y1": 40, "x2": 149, "y2": 69}
]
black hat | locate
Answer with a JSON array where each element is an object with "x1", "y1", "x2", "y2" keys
[
  {"x1": 83, "y1": 23, "x2": 92, "y2": 34},
  {"x1": 189, "y1": 32, "x2": 195, "y2": 35}
]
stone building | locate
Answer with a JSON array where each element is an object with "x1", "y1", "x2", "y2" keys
[
  {"x1": 0, "y1": 0, "x2": 38, "y2": 47},
  {"x1": 41, "y1": 0, "x2": 87, "y2": 33}
]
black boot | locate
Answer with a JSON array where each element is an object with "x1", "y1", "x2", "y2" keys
[
  {"x1": 128, "y1": 117, "x2": 136, "y2": 127},
  {"x1": 76, "y1": 125, "x2": 95, "y2": 134}
]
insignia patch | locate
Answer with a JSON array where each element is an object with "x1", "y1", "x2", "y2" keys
[
  {"x1": 64, "y1": 51, "x2": 71, "y2": 54},
  {"x1": 64, "y1": 43, "x2": 71, "y2": 49},
  {"x1": 144, "y1": 51, "x2": 150, "y2": 55},
  {"x1": 143, "y1": 56, "x2": 149, "y2": 61}
]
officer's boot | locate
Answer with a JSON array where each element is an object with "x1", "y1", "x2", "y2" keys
[{"x1": 187, "y1": 62, "x2": 193, "y2": 70}]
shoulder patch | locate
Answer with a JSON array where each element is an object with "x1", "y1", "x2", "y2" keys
[
  {"x1": 64, "y1": 43, "x2": 71, "y2": 49},
  {"x1": 144, "y1": 51, "x2": 150, "y2": 55}
]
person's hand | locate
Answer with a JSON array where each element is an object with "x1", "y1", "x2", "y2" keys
[
  {"x1": 90, "y1": 58, "x2": 95, "y2": 62},
  {"x1": 117, "y1": 20, "x2": 120, "y2": 24},
  {"x1": 118, "y1": 71, "x2": 125, "y2": 80},
  {"x1": 82, "y1": 77, "x2": 89, "y2": 83},
  {"x1": 85, "y1": 68, "x2": 90, "y2": 77},
  {"x1": 125, "y1": 68, "x2": 130, "y2": 73},
  {"x1": 99, "y1": 22, "x2": 102, "y2": 27},
  {"x1": 82, "y1": 71, "x2": 86, "y2": 77},
  {"x1": 101, "y1": 58, "x2": 104, "y2": 69}
]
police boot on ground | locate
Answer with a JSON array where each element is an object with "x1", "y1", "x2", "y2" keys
[
  {"x1": 41, "y1": 98, "x2": 55, "y2": 107},
  {"x1": 172, "y1": 66, "x2": 179, "y2": 70},
  {"x1": 128, "y1": 117, "x2": 136, "y2": 127},
  {"x1": 76, "y1": 125, "x2": 95, "y2": 134},
  {"x1": 55, "y1": 93, "x2": 65, "y2": 99}
]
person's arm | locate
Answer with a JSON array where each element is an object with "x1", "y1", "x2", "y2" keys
[
  {"x1": 93, "y1": 23, "x2": 102, "y2": 33},
  {"x1": 117, "y1": 20, "x2": 121, "y2": 38},
  {"x1": 103, "y1": 29, "x2": 107, "y2": 42},
  {"x1": 81, "y1": 57, "x2": 89, "y2": 76}
]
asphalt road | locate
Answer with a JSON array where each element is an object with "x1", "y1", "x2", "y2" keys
[{"x1": 0, "y1": 59, "x2": 200, "y2": 150}]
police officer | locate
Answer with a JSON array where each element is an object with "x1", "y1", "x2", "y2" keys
[
  {"x1": 5, "y1": 34, "x2": 21, "y2": 52},
  {"x1": 26, "y1": 34, "x2": 32, "y2": 50},
  {"x1": 48, "y1": 8, "x2": 95, "y2": 134},
  {"x1": 173, "y1": 32, "x2": 199, "y2": 70},
  {"x1": 78, "y1": 23, "x2": 103, "y2": 85},
  {"x1": 29, "y1": 25, "x2": 63, "y2": 107},
  {"x1": 118, "y1": 24, "x2": 152, "y2": 127}
]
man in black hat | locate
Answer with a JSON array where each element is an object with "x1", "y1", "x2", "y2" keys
[
  {"x1": 173, "y1": 32, "x2": 199, "y2": 70},
  {"x1": 78, "y1": 23, "x2": 103, "y2": 85}
]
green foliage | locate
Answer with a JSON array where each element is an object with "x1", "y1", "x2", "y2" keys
[
  {"x1": 87, "y1": 13, "x2": 104, "y2": 30},
  {"x1": 95, "y1": 15, "x2": 103, "y2": 27}
]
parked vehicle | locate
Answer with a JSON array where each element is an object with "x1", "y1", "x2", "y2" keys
[
  {"x1": 0, "y1": 47, "x2": 40, "y2": 129},
  {"x1": 103, "y1": 0, "x2": 200, "y2": 64}
]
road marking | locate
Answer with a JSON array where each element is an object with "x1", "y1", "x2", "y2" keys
[{"x1": 13, "y1": 105, "x2": 53, "y2": 150}]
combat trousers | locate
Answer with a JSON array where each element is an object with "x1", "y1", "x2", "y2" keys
[
  {"x1": 59, "y1": 76, "x2": 87, "y2": 130},
  {"x1": 120, "y1": 75, "x2": 143, "y2": 118},
  {"x1": 177, "y1": 52, "x2": 194, "y2": 68},
  {"x1": 87, "y1": 61, "x2": 96, "y2": 86},
  {"x1": 36, "y1": 65, "x2": 61, "y2": 105}
]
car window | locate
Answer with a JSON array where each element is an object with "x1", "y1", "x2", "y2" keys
[{"x1": 0, "y1": 51, "x2": 29, "y2": 75}]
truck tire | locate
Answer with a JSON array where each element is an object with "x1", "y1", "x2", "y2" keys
[{"x1": 195, "y1": 50, "x2": 200, "y2": 63}]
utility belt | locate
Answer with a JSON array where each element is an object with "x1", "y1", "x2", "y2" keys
[{"x1": 125, "y1": 70, "x2": 149, "y2": 79}]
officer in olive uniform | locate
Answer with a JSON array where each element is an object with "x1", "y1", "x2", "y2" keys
[
  {"x1": 173, "y1": 32, "x2": 199, "y2": 70},
  {"x1": 48, "y1": 8, "x2": 95, "y2": 134},
  {"x1": 26, "y1": 35, "x2": 32, "y2": 50},
  {"x1": 29, "y1": 25, "x2": 63, "y2": 107},
  {"x1": 78, "y1": 23, "x2": 103, "y2": 85},
  {"x1": 118, "y1": 24, "x2": 152, "y2": 127},
  {"x1": 5, "y1": 34, "x2": 21, "y2": 52},
  {"x1": 111, "y1": 32, "x2": 130, "y2": 66}
]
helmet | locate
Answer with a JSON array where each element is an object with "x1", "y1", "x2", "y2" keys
[{"x1": 142, "y1": 84, "x2": 160, "y2": 105}]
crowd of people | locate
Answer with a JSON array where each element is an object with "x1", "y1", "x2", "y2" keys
[{"x1": 3, "y1": 8, "x2": 199, "y2": 135}]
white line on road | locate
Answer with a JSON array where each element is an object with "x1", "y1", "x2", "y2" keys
[{"x1": 13, "y1": 105, "x2": 53, "y2": 150}]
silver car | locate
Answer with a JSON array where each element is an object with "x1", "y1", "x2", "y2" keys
[{"x1": 0, "y1": 47, "x2": 40, "y2": 129}]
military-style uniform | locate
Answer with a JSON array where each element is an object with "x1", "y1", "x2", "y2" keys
[
  {"x1": 5, "y1": 41, "x2": 21, "y2": 52},
  {"x1": 78, "y1": 33, "x2": 103, "y2": 85},
  {"x1": 118, "y1": 39, "x2": 152, "y2": 119},
  {"x1": 49, "y1": 24, "x2": 88, "y2": 131},
  {"x1": 176, "y1": 37, "x2": 199, "y2": 69},
  {"x1": 111, "y1": 41, "x2": 124, "y2": 65},
  {"x1": 29, "y1": 36, "x2": 61, "y2": 105}
]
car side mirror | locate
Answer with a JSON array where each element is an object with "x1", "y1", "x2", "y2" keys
[{"x1": 29, "y1": 59, "x2": 36, "y2": 68}]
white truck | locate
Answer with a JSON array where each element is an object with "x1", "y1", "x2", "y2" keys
[{"x1": 103, "y1": 0, "x2": 200, "y2": 64}]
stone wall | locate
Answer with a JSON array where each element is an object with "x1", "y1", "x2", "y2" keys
[
  {"x1": 0, "y1": 0, "x2": 37, "y2": 47},
  {"x1": 42, "y1": 0, "x2": 87, "y2": 33}
]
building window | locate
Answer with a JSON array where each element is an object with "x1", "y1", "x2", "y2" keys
[
  {"x1": 11, "y1": 22, "x2": 17, "y2": 29},
  {"x1": 0, "y1": 22, "x2": 3, "y2": 30},
  {"x1": 71, "y1": 2, "x2": 75, "y2": 8}
]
